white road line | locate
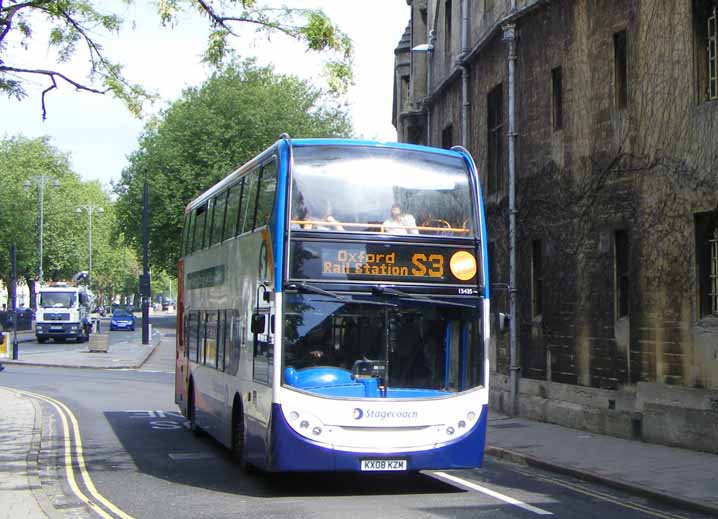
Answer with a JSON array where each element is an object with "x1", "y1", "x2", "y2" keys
[
  {"x1": 168, "y1": 452, "x2": 215, "y2": 461},
  {"x1": 432, "y1": 471, "x2": 554, "y2": 516}
]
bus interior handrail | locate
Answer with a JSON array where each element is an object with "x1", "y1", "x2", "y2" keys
[{"x1": 290, "y1": 220, "x2": 471, "y2": 234}]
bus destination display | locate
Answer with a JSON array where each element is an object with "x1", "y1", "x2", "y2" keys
[{"x1": 289, "y1": 240, "x2": 478, "y2": 284}]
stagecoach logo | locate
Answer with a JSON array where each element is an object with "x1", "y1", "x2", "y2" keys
[{"x1": 353, "y1": 408, "x2": 419, "y2": 421}]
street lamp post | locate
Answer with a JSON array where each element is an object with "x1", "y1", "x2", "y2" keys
[
  {"x1": 141, "y1": 168, "x2": 150, "y2": 345},
  {"x1": 75, "y1": 204, "x2": 105, "y2": 287},
  {"x1": 23, "y1": 175, "x2": 60, "y2": 285}
]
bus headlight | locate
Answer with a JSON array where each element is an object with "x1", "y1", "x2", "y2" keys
[
  {"x1": 450, "y1": 251, "x2": 477, "y2": 281},
  {"x1": 284, "y1": 408, "x2": 328, "y2": 442}
]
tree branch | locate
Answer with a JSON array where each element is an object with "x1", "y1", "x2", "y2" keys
[
  {"x1": 0, "y1": 1, "x2": 48, "y2": 43},
  {"x1": 0, "y1": 65, "x2": 109, "y2": 119},
  {"x1": 193, "y1": 0, "x2": 297, "y2": 39}
]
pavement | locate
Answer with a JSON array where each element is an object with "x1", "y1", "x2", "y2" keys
[
  {"x1": 1, "y1": 329, "x2": 161, "y2": 369},
  {"x1": 485, "y1": 413, "x2": 718, "y2": 516},
  {"x1": 1, "y1": 335, "x2": 717, "y2": 517}
]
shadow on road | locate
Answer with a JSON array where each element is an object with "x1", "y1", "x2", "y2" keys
[{"x1": 102, "y1": 410, "x2": 463, "y2": 498}]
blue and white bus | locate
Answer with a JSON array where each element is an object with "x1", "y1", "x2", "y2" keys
[{"x1": 175, "y1": 136, "x2": 490, "y2": 472}]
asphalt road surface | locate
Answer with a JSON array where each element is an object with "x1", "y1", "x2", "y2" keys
[{"x1": 0, "y1": 315, "x2": 711, "y2": 519}]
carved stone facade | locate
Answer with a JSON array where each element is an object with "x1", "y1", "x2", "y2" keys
[{"x1": 394, "y1": 0, "x2": 718, "y2": 452}]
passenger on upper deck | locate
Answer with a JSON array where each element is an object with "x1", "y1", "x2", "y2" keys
[
  {"x1": 382, "y1": 203, "x2": 419, "y2": 235},
  {"x1": 302, "y1": 202, "x2": 345, "y2": 231}
]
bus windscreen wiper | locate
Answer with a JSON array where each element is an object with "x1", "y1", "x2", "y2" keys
[
  {"x1": 372, "y1": 286, "x2": 477, "y2": 309},
  {"x1": 289, "y1": 283, "x2": 396, "y2": 307}
]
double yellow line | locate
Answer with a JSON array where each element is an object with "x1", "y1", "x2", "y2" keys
[{"x1": 13, "y1": 389, "x2": 135, "y2": 519}]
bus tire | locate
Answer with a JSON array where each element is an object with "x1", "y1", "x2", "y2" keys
[
  {"x1": 231, "y1": 397, "x2": 253, "y2": 473},
  {"x1": 188, "y1": 380, "x2": 203, "y2": 436}
]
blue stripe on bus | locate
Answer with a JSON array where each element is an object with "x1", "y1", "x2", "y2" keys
[
  {"x1": 455, "y1": 147, "x2": 490, "y2": 300},
  {"x1": 269, "y1": 402, "x2": 487, "y2": 472},
  {"x1": 274, "y1": 141, "x2": 290, "y2": 293}
]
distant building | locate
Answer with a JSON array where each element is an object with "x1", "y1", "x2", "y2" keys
[
  {"x1": 394, "y1": 0, "x2": 718, "y2": 453},
  {"x1": 0, "y1": 281, "x2": 31, "y2": 309}
]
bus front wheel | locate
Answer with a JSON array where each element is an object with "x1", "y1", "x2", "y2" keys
[
  {"x1": 231, "y1": 398, "x2": 253, "y2": 472},
  {"x1": 188, "y1": 381, "x2": 203, "y2": 436}
]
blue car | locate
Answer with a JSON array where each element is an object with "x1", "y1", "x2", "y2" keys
[{"x1": 110, "y1": 310, "x2": 135, "y2": 331}]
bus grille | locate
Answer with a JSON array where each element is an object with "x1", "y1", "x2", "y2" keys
[{"x1": 44, "y1": 313, "x2": 71, "y2": 321}]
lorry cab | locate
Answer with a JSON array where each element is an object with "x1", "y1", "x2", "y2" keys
[{"x1": 35, "y1": 283, "x2": 94, "y2": 344}]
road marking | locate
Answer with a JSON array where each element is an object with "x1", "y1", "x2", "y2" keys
[
  {"x1": 509, "y1": 466, "x2": 688, "y2": 519},
  {"x1": 431, "y1": 471, "x2": 554, "y2": 515},
  {"x1": 150, "y1": 420, "x2": 183, "y2": 430},
  {"x1": 10, "y1": 388, "x2": 136, "y2": 519},
  {"x1": 168, "y1": 452, "x2": 215, "y2": 461}
]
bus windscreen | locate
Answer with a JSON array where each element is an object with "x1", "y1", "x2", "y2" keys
[
  {"x1": 282, "y1": 292, "x2": 484, "y2": 398},
  {"x1": 290, "y1": 146, "x2": 475, "y2": 237}
]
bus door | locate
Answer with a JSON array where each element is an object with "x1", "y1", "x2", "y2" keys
[
  {"x1": 246, "y1": 297, "x2": 274, "y2": 467},
  {"x1": 251, "y1": 307, "x2": 274, "y2": 385}
]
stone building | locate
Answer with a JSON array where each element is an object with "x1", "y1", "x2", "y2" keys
[{"x1": 394, "y1": 0, "x2": 718, "y2": 452}]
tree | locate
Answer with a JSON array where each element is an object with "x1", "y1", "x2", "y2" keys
[
  {"x1": 114, "y1": 59, "x2": 352, "y2": 275},
  {"x1": 0, "y1": 135, "x2": 143, "y2": 306},
  {"x1": 0, "y1": 0, "x2": 353, "y2": 119},
  {"x1": 0, "y1": 136, "x2": 85, "y2": 296}
]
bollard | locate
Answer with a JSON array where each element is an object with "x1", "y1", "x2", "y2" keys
[{"x1": 0, "y1": 332, "x2": 5, "y2": 372}]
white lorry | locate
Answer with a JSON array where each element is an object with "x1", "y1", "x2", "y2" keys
[{"x1": 35, "y1": 283, "x2": 94, "y2": 343}]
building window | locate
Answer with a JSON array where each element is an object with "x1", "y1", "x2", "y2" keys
[
  {"x1": 487, "y1": 83, "x2": 504, "y2": 194},
  {"x1": 710, "y1": 7, "x2": 718, "y2": 99},
  {"x1": 445, "y1": 0, "x2": 452, "y2": 57},
  {"x1": 531, "y1": 240, "x2": 543, "y2": 318},
  {"x1": 695, "y1": 1, "x2": 718, "y2": 101},
  {"x1": 551, "y1": 66, "x2": 563, "y2": 130},
  {"x1": 614, "y1": 31, "x2": 628, "y2": 109},
  {"x1": 615, "y1": 230, "x2": 630, "y2": 318},
  {"x1": 696, "y1": 212, "x2": 718, "y2": 317},
  {"x1": 442, "y1": 124, "x2": 453, "y2": 149},
  {"x1": 400, "y1": 75, "x2": 410, "y2": 111}
]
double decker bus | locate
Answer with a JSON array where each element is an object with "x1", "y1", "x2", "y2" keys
[{"x1": 175, "y1": 136, "x2": 490, "y2": 472}]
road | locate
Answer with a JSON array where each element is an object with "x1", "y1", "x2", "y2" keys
[{"x1": 0, "y1": 314, "x2": 711, "y2": 519}]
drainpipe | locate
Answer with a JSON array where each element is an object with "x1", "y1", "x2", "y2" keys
[
  {"x1": 426, "y1": 30, "x2": 436, "y2": 145},
  {"x1": 503, "y1": 21, "x2": 519, "y2": 416},
  {"x1": 459, "y1": 0, "x2": 471, "y2": 148}
]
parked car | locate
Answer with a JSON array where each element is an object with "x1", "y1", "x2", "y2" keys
[{"x1": 109, "y1": 310, "x2": 135, "y2": 331}]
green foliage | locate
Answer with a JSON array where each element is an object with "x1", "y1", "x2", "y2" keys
[
  {"x1": 114, "y1": 60, "x2": 352, "y2": 275},
  {"x1": 0, "y1": 136, "x2": 141, "y2": 303},
  {"x1": 1, "y1": 1, "x2": 354, "y2": 117}
]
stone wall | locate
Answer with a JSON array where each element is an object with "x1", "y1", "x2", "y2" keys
[{"x1": 396, "y1": 0, "x2": 718, "y2": 452}]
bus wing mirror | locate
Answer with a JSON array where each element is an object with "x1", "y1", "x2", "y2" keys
[
  {"x1": 251, "y1": 313, "x2": 266, "y2": 334},
  {"x1": 498, "y1": 312, "x2": 510, "y2": 334}
]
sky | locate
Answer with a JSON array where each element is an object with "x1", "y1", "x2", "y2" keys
[{"x1": 0, "y1": 2, "x2": 410, "y2": 189}]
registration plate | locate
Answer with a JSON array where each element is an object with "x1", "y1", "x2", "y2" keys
[
  {"x1": 50, "y1": 326, "x2": 63, "y2": 331},
  {"x1": 360, "y1": 459, "x2": 407, "y2": 471}
]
